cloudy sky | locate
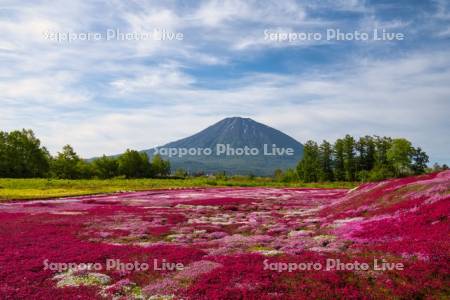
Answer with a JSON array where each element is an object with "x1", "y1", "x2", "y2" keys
[{"x1": 1, "y1": 0, "x2": 449, "y2": 164}]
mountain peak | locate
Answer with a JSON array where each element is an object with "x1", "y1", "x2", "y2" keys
[
  {"x1": 218, "y1": 116, "x2": 253, "y2": 125},
  {"x1": 221, "y1": 116, "x2": 252, "y2": 121},
  {"x1": 144, "y1": 117, "x2": 304, "y2": 176}
]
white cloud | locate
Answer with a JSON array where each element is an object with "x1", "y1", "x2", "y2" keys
[
  {"x1": 0, "y1": 73, "x2": 91, "y2": 106},
  {"x1": 193, "y1": 0, "x2": 251, "y2": 27},
  {"x1": 110, "y1": 64, "x2": 195, "y2": 94}
]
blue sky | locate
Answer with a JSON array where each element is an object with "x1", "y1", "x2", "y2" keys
[{"x1": 1, "y1": 0, "x2": 449, "y2": 164}]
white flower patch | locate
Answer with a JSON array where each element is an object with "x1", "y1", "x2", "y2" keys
[{"x1": 53, "y1": 268, "x2": 111, "y2": 288}]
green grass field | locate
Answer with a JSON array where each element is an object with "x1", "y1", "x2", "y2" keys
[{"x1": 0, "y1": 178, "x2": 357, "y2": 201}]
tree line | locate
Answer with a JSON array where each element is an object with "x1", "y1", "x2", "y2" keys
[
  {"x1": 296, "y1": 135, "x2": 435, "y2": 182},
  {"x1": 0, "y1": 129, "x2": 170, "y2": 179},
  {"x1": 1, "y1": 129, "x2": 447, "y2": 181}
]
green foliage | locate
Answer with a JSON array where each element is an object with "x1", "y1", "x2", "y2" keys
[
  {"x1": 297, "y1": 141, "x2": 320, "y2": 182},
  {"x1": 356, "y1": 136, "x2": 376, "y2": 172},
  {"x1": 118, "y1": 149, "x2": 152, "y2": 178},
  {"x1": 0, "y1": 129, "x2": 434, "y2": 185},
  {"x1": 77, "y1": 160, "x2": 96, "y2": 179},
  {"x1": 47, "y1": 146, "x2": 171, "y2": 180},
  {"x1": 213, "y1": 171, "x2": 227, "y2": 180},
  {"x1": 92, "y1": 155, "x2": 119, "y2": 179},
  {"x1": 367, "y1": 166, "x2": 394, "y2": 181},
  {"x1": 387, "y1": 138, "x2": 414, "y2": 177},
  {"x1": 273, "y1": 168, "x2": 299, "y2": 182},
  {"x1": 343, "y1": 134, "x2": 356, "y2": 181},
  {"x1": 411, "y1": 147, "x2": 429, "y2": 174},
  {"x1": 273, "y1": 169, "x2": 283, "y2": 181},
  {"x1": 319, "y1": 140, "x2": 334, "y2": 181},
  {"x1": 374, "y1": 136, "x2": 392, "y2": 167},
  {"x1": 357, "y1": 169, "x2": 370, "y2": 182},
  {"x1": 281, "y1": 168, "x2": 299, "y2": 182},
  {"x1": 333, "y1": 139, "x2": 345, "y2": 181},
  {"x1": 51, "y1": 145, "x2": 84, "y2": 179},
  {"x1": 151, "y1": 154, "x2": 171, "y2": 177},
  {"x1": 432, "y1": 163, "x2": 449, "y2": 172},
  {"x1": 296, "y1": 135, "x2": 429, "y2": 183},
  {"x1": 0, "y1": 129, "x2": 50, "y2": 178},
  {"x1": 174, "y1": 168, "x2": 188, "y2": 178}
]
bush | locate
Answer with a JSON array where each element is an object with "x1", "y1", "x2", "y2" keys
[
  {"x1": 281, "y1": 168, "x2": 299, "y2": 183},
  {"x1": 174, "y1": 169, "x2": 188, "y2": 178},
  {"x1": 368, "y1": 166, "x2": 394, "y2": 181}
]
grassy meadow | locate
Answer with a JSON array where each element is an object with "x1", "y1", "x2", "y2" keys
[{"x1": 0, "y1": 177, "x2": 357, "y2": 201}]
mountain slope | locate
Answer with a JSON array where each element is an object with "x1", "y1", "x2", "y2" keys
[{"x1": 144, "y1": 117, "x2": 303, "y2": 176}]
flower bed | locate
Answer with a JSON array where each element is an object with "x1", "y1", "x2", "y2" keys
[{"x1": 0, "y1": 172, "x2": 448, "y2": 299}]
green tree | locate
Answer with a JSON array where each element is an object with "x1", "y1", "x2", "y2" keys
[
  {"x1": 51, "y1": 145, "x2": 82, "y2": 179},
  {"x1": 365, "y1": 136, "x2": 395, "y2": 181},
  {"x1": 0, "y1": 131, "x2": 5, "y2": 175},
  {"x1": 297, "y1": 140, "x2": 320, "y2": 182},
  {"x1": 343, "y1": 134, "x2": 356, "y2": 181},
  {"x1": 151, "y1": 154, "x2": 171, "y2": 177},
  {"x1": 374, "y1": 136, "x2": 392, "y2": 168},
  {"x1": 431, "y1": 163, "x2": 448, "y2": 172},
  {"x1": 333, "y1": 138, "x2": 345, "y2": 181},
  {"x1": 93, "y1": 155, "x2": 119, "y2": 179},
  {"x1": 118, "y1": 149, "x2": 152, "y2": 178},
  {"x1": 411, "y1": 147, "x2": 429, "y2": 174},
  {"x1": 319, "y1": 140, "x2": 334, "y2": 181},
  {"x1": 432, "y1": 163, "x2": 441, "y2": 172},
  {"x1": 76, "y1": 160, "x2": 95, "y2": 179},
  {"x1": 387, "y1": 138, "x2": 414, "y2": 177},
  {"x1": 356, "y1": 136, "x2": 376, "y2": 171},
  {"x1": 0, "y1": 129, "x2": 50, "y2": 178},
  {"x1": 297, "y1": 134, "x2": 428, "y2": 182},
  {"x1": 355, "y1": 136, "x2": 376, "y2": 180}
]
